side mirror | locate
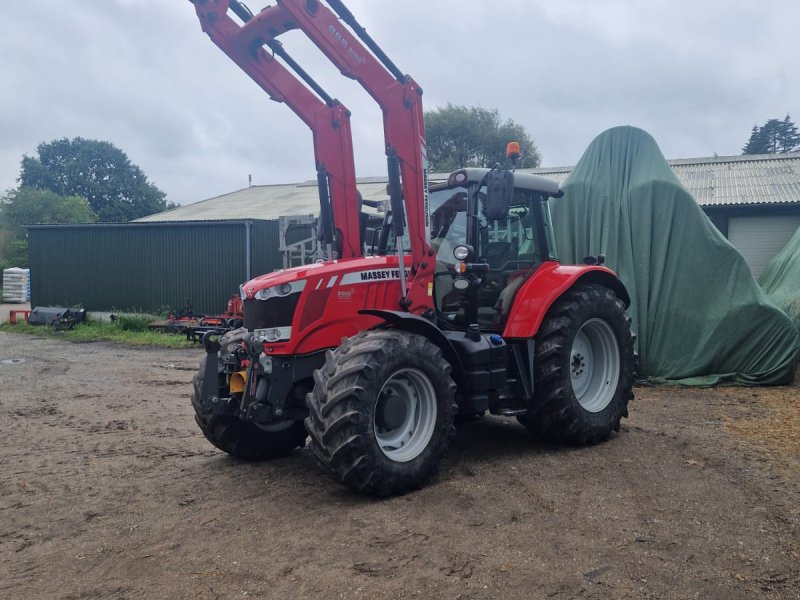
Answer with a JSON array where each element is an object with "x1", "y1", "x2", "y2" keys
[{"x1": 485, "y1": 169, "x2": 514, "y2": 220}]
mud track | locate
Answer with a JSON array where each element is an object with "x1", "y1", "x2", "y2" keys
[{"x1": 1, "y1": 332, "x2": 798, "y2": 599}]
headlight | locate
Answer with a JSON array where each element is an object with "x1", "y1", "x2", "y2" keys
[
  {"x1": 453, "y1": 277, "x2": 469, "y2": 290},
  {"x1": 448, "y1": 169, "x2": 469, "y2": 186},
  {"x1": 253, "y1": 326, "x2": 292, "y2": 342},
  {"x1": 453, "y1": 245, "x2": 470, "y2": 261},
  {"x1": 254, "y1": 279, "x2": 307, "y2": 300}
]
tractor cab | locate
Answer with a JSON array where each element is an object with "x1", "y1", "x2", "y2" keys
[{"x1": 428, "y1": 169, "x2": 563, "y2": 330}]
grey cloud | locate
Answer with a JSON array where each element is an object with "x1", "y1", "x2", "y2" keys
[{"x1": 1, "y1": 0, "x2": 797, "y2": 206}]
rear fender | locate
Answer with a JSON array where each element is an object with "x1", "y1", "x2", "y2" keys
[
  {"x1": 359, "y1": 310, "x2": 465, "y2": 383},
  {"x1": 502, "y1": 262, "x2": 630, "y2": 339}
]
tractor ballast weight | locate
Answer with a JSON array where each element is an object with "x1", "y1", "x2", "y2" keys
[{"x1": 188, "y1": 0, "x2": 635, "y2": 495}]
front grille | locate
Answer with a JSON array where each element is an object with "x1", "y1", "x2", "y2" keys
[
  {"x1": 243, "y1": 293, "x2": 301, "y2": 331},
  {"x1": 298, "y1": 288, "x2": 331, "y2": 331}
]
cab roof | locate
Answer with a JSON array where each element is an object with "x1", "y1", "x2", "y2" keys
[{"x1": 438, "y1": 167, "x2": 562, "y2": 197}]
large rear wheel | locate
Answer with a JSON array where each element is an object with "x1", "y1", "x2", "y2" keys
[
  {"x1": 305, "y1": 330, "x2": 457, "y2": 496},
  {"x1": 521, "y1": 283, "x2": 634, "y2": 444}
]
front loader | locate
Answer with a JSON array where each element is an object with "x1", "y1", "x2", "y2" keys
[{"x1": 188, "y1": 0, "x2": 635, "y2": 495}]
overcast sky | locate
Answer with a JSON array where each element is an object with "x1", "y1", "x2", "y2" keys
[{"x1": 1, "y1": 1, "x2": 797, "y2": 206}]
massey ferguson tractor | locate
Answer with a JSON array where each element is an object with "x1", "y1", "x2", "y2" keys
[{"x1": 188, "y1": 0, "x2": 634, "y2": 495}]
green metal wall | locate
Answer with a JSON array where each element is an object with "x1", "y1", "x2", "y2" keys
[{"x1": 27, "y1": 220, "x2": 281, "y2": 315}]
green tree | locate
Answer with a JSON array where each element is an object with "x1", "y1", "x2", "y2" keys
[
  {"x1": 742, "y1": 124, "x2": 763, "y2": 154},
  {"x1": 0, "y1": 187, "x2": 96, "y2": 268},
  {"x1": 742, "y1": 115, "x2": 800, "y2": 155},
  {"x1": 780, "y1": 115, "x2": 800, "y2": 153},
  {"x1": 425, "y1": 104, "x2": 541, "y2": 172},
  {"x1": 19, "y1": 137, "x2": 173, "y2": 222}
]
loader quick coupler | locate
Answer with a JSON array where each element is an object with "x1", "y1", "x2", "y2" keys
[
  {"x1": 239, "y1": 333, "x2": 277, "y2": 423},
  {"x1": 203, "y1": 394, "x2": 235, "y2": 418},
  {"x1": 199, "y1": 331, "x2": 229, "y2": 416},
  {"x1": 206, "y1": 331, "x2": 323, "y2": 427}
]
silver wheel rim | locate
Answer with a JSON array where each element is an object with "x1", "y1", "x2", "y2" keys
[
  {"x1": 374, "y1": 368, "x2": 437, "y2": 463},
  {"x1": 570, "y1": 318, "x2": 620, "y2": 413}
]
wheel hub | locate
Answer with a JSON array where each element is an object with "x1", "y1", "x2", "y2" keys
[
  {"x1": 374, "y1": 368, "x2": 437, "y2": 463},
  {"x1": 571, "y1": 353, "x2": 586, "y2": 376},
  {"x1": 376, "y1": 388, "x2": 407, "y2": 430}
]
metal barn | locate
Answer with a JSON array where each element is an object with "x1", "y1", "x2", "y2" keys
[{"x1": 26, "y1": 220, "x2": 281, "y2": 315}]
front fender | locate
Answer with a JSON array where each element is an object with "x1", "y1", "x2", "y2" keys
[
  {"x1": 359, "y1": 309, "x2": 465, "y2": 384},
  {"x1": 502, "y1": 262, "x2": 630, "y2": 339}
]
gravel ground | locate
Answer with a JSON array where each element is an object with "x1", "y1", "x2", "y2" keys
[{"x1": 0, "y1": 331, "x2": 798, "y2": 599}]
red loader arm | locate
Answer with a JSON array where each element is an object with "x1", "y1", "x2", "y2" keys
[
  {"x1": 191, "y1": 0, "x2": 362, "y2": 259},
  {"x1": 191, "y1": 0, "x2": 434, "y2": 312}
]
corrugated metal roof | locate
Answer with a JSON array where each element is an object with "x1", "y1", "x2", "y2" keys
[
  {"x1": 524, "y1": 166, "x2": 572, "y2": 185},
  {"x1": 135, "y1": 180, "x2": 395, "y2": 223},
  {"x1": 137, "y1": 153, "x2": 800, "y2": 222},
  {"x1": 666, "y1": 153, "x2": 800, "y2": 206},
  {"x1": 528, "y1": 153, "x2": 800, "y2": 207}
]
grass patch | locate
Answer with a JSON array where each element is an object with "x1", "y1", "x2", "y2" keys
[
  {"x1": 0, "y1": 317, "x2": 196, "y2": 349},
  {"x1": 721, "y1": 375, "x2": 800, "y2": 472}
]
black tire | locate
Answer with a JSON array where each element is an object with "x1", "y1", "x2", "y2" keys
[
  {"x1": 305, "y1": 330, "x2": 457, "y2": 496},
  {"x1": 521, "y1": 283, "x2": 634, "y2": 444},
  {"x1": 191, "y1": 356, "x2": 307, "y2": 460}
]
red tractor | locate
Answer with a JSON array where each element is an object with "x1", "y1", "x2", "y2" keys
[{"x1": 189, "y1": 0, "x2": 634, "y2": 495}]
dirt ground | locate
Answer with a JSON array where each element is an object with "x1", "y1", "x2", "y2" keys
[{"x1": 1, "y1": 332, "x2": 798, "y2": 600}]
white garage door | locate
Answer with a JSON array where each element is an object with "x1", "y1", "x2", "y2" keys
[{"x1": 728, "y1": 215, "x2": 800, "y2": 277}]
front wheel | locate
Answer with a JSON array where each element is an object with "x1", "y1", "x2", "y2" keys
[
  {"x1": 191, "y1": 356, "x2": 307, "y2": 460},
  {"x1": 305, "y1": 330, "x2": 457, "y2": 496},
  {"x1": 521, "y1": 283, "x2": 635, "y2": 444}
]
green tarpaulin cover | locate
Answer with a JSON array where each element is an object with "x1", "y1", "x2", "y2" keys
[
  {"x1": 760, "y1": 225, "x2": 800, "y2": 329},
  {"x1": 550, "y1": 126, "x2": 799, "y2": 385}
]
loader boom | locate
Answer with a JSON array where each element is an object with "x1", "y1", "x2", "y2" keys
[
  {"x1": 192, "y1": 0, "x2": 361, "y2": 259},
  {"x1": 191, "y1": 0, "x2": 433, "y2": 311}
]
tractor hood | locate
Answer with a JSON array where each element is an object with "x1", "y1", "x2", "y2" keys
[{"x1": 240, "y1": 255, "x2": 410, "y2": 301}]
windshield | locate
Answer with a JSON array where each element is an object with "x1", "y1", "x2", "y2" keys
[
  {"x1": 430, "y1": 188, "x2": 468, "y2": 268},
  {"x1": 431, "y1": 184, "x2": 544, "y2": 329}
]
